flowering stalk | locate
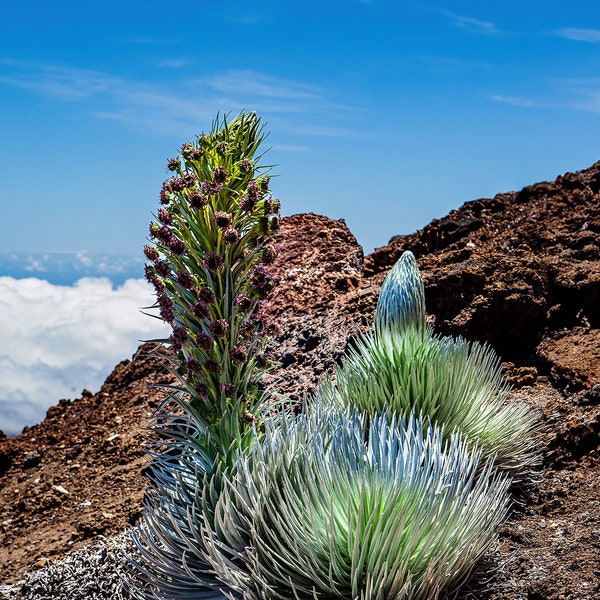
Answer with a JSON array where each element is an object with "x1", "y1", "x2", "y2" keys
[
  {"x1": 143, "y1": 112, "x2": 280, "y2": 452},
  {"x1": 132, "y1": 113, "x2": 281, "y2": 599}
]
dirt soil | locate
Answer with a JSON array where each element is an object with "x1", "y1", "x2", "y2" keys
[{"x1": 2, "y1": 163, "x2": 600, "y2": 598}]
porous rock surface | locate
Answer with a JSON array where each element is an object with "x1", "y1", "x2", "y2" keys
[{"x1": 2, "y1": 163, "x2": 600, "y2": 598}]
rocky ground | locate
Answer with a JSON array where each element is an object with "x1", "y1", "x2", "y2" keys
[{"x1": 1, "y1": 162, "x2": 600, "y2": 598}]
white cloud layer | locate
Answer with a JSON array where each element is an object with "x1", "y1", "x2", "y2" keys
[{"x1": 0, "y1": 277, "x2": 169, "y2": 436}]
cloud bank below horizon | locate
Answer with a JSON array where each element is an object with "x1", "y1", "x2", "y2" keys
[{"x1": 0, "y1": 276, "x2": 170, "y2": 436}]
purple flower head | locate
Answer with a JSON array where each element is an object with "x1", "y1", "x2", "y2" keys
[
  {"x1": 214, "y1": 211, "x2": 233, "y2": 229},
  {"x1": 159, "y1": 185, "x2": 171, "y2": 205},
  {"x1": 155, "y1": 260, "x2": 170, "y2": 278},
  {"x1": 258, "y1": 176, "x2": 270, "y2": 193},
  {"x1": 222, "y1": 227, "x2": 240, "y2": 245},
  {"x1": 168, "y1": 238, "x2": 186, "y2": 255},
  {"x1": 158, "y1": 294, "x2": 173, "y2": 311},
  {"x1": 182, "y1": 171, "x2": 197, "y2": 188},
  {"x1": 186, "y1": 358, "x2": 202, "y2": 374},
  {"x1": 204, "y1": 358, "x2": 220, "y2": 375},
  {"x1": 189, "y1": 189, "x2": 209, "y2": 210},
  {"x1": 203, "y1": 252, "x2": 224, "y2": 273},
  {"x1": 167, "y1": 176, "x2": 186, "y2": 193},
  {"x1": 181, "y1": 143, "x2": 202, "y2": 161},
  {"x1": 195, "y1": 331, "x2": 213, "y2": 352},
  {"x1": 148, "y1": 275, "x2": 164, "y2": 295},
  {"x1": 192, "y1": 301, "x2": 210, "y2": 320},
  {"x1": 247, "y1": 179, "x2": 260, "y2": 201},
  {"x1": 266, "y1": 198, "x2": 281, "y2": 214},
  {"x1": 144, "y1": 245, "x2": 160, "y2": 262},
  {"x1": 238, "y1": 158, "x2": 253, "y2": 174},
  {"x1": 229, "y1": 345, "x2": 247, "y2": 365},
  {"x1": 157, "y1": 226, "x2": 171, "y2": 243},
  {"x1": 157, "y1": 208, "x2": 172, "y2": 225},
  {"x1": 234, "y1": 294, "x2": 253, "y2": 313},
  {"x1": 250, "y1": 266, "x2": 275, "y2": 298},
  {"x1": 213, "y1": 166, "x2": 229, "y2": 184},
  {"x1": 220, "y1": 383, "x2": 235, "y2": 398},
  {"x1": 167, "y1": 157, "x2": 181, "y2": 172},
  {"x1": 194, "y1": 382, "x2": 209, "y2": 399},
  {"x1": 238, "y1": 321, "x2": 257, "y2": 340},
  {"x1": 239, "y1": 194, "x2": 256, "y2": 213},
  {"x1": 196, "y1": 287, "x2": 216, "y2": 305},
  {"x1": 180, "y1": 143, "x2": 195, "y2": 160},
  {"x1": 159, "y1": 304, "x2": 174, "y2": 323},
  {"x1": 262, "y1": 245, "x2": 277, "y2": 265},
  {"x1": 176, "y1": 270, "x2": 195, "y2": 290},
  {"x1": 171, "y1": 324, "x2": 188, "y2": 343},
  {"x1": 209, "y1": 319, "x2": 229, "y2": 339},
  {"x1": 203, "y1": 180, "x2": 223, "y2": 196}
]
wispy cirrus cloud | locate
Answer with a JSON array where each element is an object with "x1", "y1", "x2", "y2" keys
[
  {"x1": 488, "y1": 76, "x2": 600, "y2": 113},
  {"x1": 0, "y1": 59, "x2": 360, "y2": 138},
  {"x1": 488, "y1": 94, "x2": 547, "y2": 108},
  {"x1": 553, "y1": 28, "x2": 600, "y2": 43},
  {"x1": 417, "y1": 5, "x2": 499, "y2": 35},
  {"x1": 157, "y1": 58, "x2": 193, "y2": 69}
]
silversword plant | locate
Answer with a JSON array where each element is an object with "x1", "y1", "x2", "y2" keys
[
  {"x1": 317, "y1": 251, "x2": 540, "y2": 482},
  {"x1": 131, "y1": 114, "x2": 536, "y2": 600}
]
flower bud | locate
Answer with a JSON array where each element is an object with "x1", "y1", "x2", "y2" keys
[
  {"x1": 157, "y1": 208, "x2": 172, "y2": 225},
  {"x1": 196, "y1": 287, "x2": 216, "y2": 305},
  {"x1": 192, "y1": 301, "x2": 210, "y2": 319},
  {"x1": 214, "y1": 211, "x2": 233, "y2": 229},
  {"x1": 167, "y1": 157, "x2": 181, "y2": 172},
  {"x1": 209, "y1": 319, "x2": 229, "y2": 339},
  {"x1": 222, "y1": 227, "x2": 240, "y2": 245},
  {"x1": 213, "y1": 166, "x2": 228, "y2": 184},
  {"x1": 168, "y1": 238, "x2": 186, "y2": 255},
  {"x1": 176, "y1": 270, "x2": 195, "y2": 290},
  {"x1": 189, "y1": 189, "x2": 209, "y2": 210},
  {"x1": 195, "y1": 331, "x2": 213, "y2": 352},
  {"x1": 144, "y1": 245, "x2": 160, "y2": 261},
  {"x1": 203, "y1": 252, "x2": 224, "y2": 273}
]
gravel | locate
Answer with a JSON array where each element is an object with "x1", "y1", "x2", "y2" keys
[{"x1": 0, "y1": 530, "x2": 139, "y2": 600}]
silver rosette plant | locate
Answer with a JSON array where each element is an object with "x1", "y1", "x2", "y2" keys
[
  {"x1": 317, "y1": 251, "x2": 540, "y2": 482},
  {"x1": 197, "y1": 405, "x2": 511, "y2": 600}
]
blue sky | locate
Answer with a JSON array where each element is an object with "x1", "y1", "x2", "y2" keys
[
  {"x1": 2, "y1": 0, "x2": 600, "y2": 259},
  {"x1": 2, "y1": 1, "x2": 600, "y2": 434}
]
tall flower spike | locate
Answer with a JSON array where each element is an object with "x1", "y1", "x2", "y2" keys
[
  {"x1": 374, "y1": 250, "x2": 426, "y2": 331},
  {"x1": 133, "y1": 112, "x2": 281, "y2": 599}
]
